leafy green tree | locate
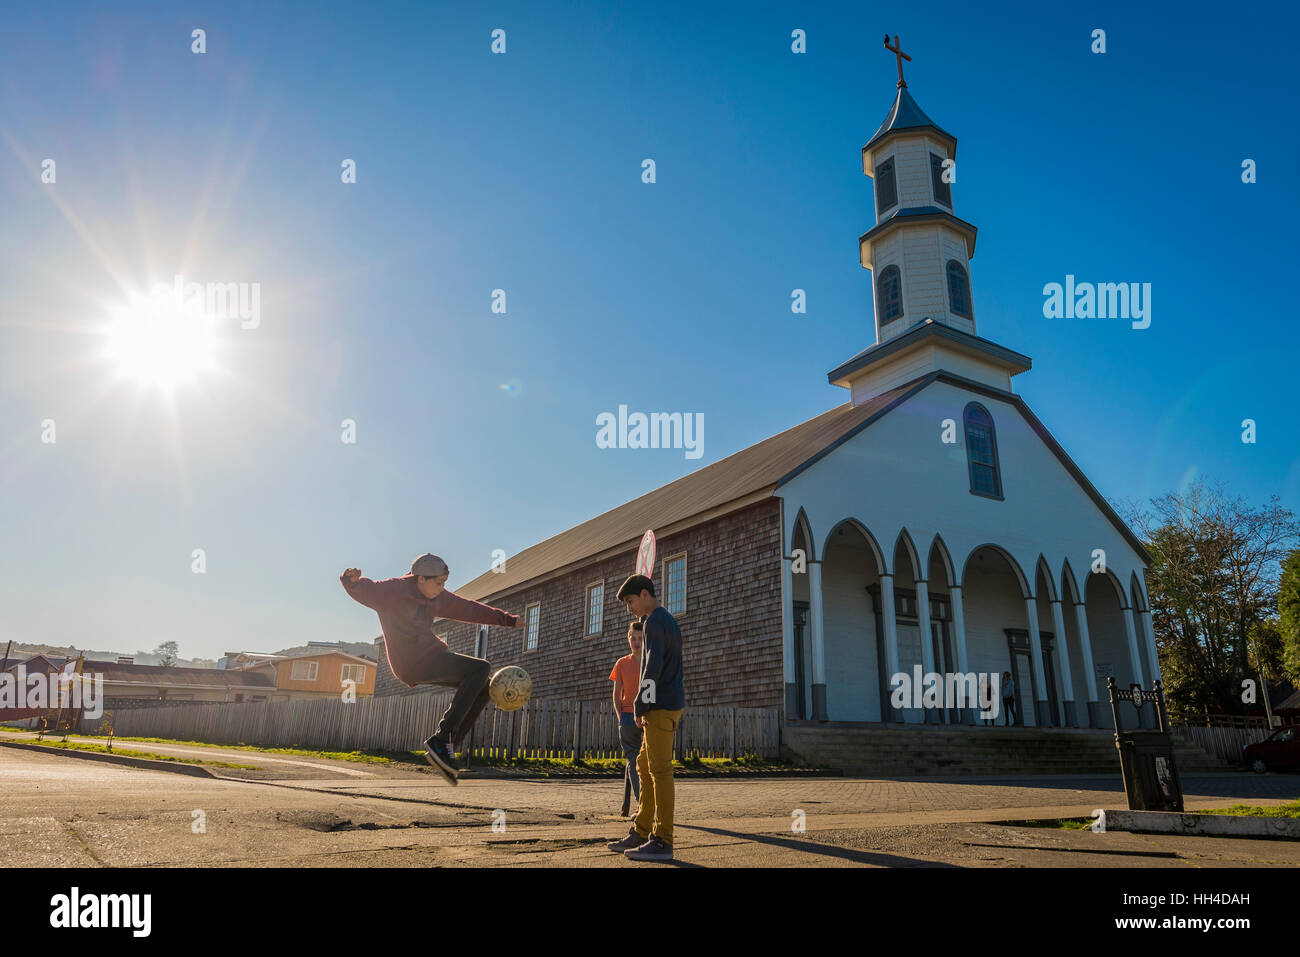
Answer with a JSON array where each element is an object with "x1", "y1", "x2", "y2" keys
[
  {"x1": 1124, "y1": 480, "x2": 1299, "y2": 717},
  {"x1": 1279, "y1": 549, "x2": 1300, "y2": 681}
]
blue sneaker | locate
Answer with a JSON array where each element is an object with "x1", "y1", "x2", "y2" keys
[{"x1": 424, "y1": 735, "x2": 459, "y2": 785}]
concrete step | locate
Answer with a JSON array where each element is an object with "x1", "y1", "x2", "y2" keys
[{"x1": 781, "y1": 724, "x2": 1234, "y2": 775}]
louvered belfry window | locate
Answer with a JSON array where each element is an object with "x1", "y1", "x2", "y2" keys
[
  {"x1": 875, "y1": 158, "x2": 897, "y2": 215},
  {"x1": 930, "y1": 152, "x2": 952, "y2": 207},
  {"x1": 947, "y1": 260, "x2": 973, "y2": 319},
  {"x1": 877, "y1": 265, "x2": 903, "y2": 324}
]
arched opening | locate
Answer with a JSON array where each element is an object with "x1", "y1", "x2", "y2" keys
[{"x1": 819, "y1": 520, "x2": 886, "y2": 722}]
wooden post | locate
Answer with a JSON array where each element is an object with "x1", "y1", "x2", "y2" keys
[
  {"x1": 572, "y1": 700, "x2": 583, "y2": 762},
  {"x1": 729, "y1": 707, "x2": 737, "y2": 760}
]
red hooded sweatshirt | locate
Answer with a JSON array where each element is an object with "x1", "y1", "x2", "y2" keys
[{"x1": 341, "y1": 573, "x2": 519, "y2": 686}]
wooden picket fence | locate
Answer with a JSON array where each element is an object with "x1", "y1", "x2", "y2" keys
[
  {"x1": 1172, "y1": 723, "x2": 1272, "y2": 765},
  {"x1": 101, "y1": 694, "x2": 780, "y2": 760}
]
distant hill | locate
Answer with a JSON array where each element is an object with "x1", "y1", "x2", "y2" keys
[
  {"x1": 271, "y1": 640, "x2": 378, "y2": 661},
  {"x1": 1, "y1": 638, "x2": 378, "y2": 669},
  {"x1": 0, "y1": 642, "x2": 218, "y2": 669}
]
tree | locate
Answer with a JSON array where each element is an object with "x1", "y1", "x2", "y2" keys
[
  {"x1": 153, "y1": 641, "x2": 179, "y2": 668},
  {"x1": 1123, "y1": 479, "x2": 1299, "y2": 717},
  {"x1": 1279, "y1": 548, "x2": 1300, "y2": 682}
]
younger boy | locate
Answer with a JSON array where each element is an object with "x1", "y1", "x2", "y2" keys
[
  {"x1": 609, "y1": 621, "x2": 645, "y2": 812},
  {"x1": 606, "y1": 574, "x2": 685, "y2": 862}
]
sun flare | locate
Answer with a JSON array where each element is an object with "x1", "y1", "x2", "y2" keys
[{"x1": 103, "y1": 286, "x2": 221, "y2": 390}]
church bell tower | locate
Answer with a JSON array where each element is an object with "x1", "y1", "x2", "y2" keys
[
  {"x1": 829, "y1": 36, "x2": 1030, "y2": 407},
  {"x1": 861, "y1": 35, "x2": 978, "y2": 343}
]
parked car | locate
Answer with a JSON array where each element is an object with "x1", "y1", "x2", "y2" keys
[{"x1": 1242, "y1": 726, "x2": 1299, "y2": 773}]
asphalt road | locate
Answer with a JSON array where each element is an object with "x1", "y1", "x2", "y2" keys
[{"x1": 2, "y1": 742, "x2": 1298, "y2": 867}]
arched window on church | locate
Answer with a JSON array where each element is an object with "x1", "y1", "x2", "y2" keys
[
  {"x1": 877, "y1": 266, "x2": 903, "y2": 325},
  {"x1": 947, "y1": 260, "x2": 973, "y2": 320},
  {"x1": 964, "y1": 402, "x2": 1002, "y2": 498}
]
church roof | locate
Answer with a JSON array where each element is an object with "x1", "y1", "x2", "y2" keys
[
  {"x1": 828, "y1": 319, "x2": 1031, "y2": 385},
  {"x1": 456, "y1": 380, "x2": 924, "y2": 600},
  {"x1": 864, "y1": 86, "x2": 956, "y2": 156},
  {"x1": 456, "y1": 372, "x2": 1152, "y2": 602}
]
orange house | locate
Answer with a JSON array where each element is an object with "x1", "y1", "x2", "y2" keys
[{"x1": 237, "y1": 651, "x2": 376, "y2": 701}]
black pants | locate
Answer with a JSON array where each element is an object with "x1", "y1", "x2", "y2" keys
[
  {"x1": 1003, "y1": 695, "x2": 1018, "y2": 726},
  {"x1": 413, "y1": 651, "x2": 492, "y2": 744}
]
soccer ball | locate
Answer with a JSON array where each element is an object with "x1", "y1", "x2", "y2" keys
[{"x1": 488, "y1": 665, "x2": 532, "y2": 712}]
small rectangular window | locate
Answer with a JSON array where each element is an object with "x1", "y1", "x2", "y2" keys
[
  {"x1": 664, "y1": 555, "x2": 687, "y2": 614},
  {"x1": 586, "y1": 581, "x2": 604, "y2": 635},
  {"x1": 525, "y1": 603, "x2": 540, "y2": 651},
  {"x1": 930, "y1": 153, "x2": 952, "y2": 208},
  {"x1": 291, "y1": 660, "x2": 318, "y2": 682},
  {"x1": 341, "y1": 664, "x2": 367, "y2": 684},
  {"x1": 875, "y1": 158, "x2": 897, "y2": 215}
]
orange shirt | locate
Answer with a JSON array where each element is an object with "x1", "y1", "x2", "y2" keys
[{"x1": 609, "y1": 653, "x2": 640, "y2": 713}]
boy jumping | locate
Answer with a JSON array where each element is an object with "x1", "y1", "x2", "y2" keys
[
  {"x1": 606, "y1": 573, "x2": 685, "y2": 862},
  {"x1": 340, "y1": 553, "x2": 525, "y2": 785}
]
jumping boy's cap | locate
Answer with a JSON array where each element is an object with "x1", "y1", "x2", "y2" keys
[{"x1": 411, "y1": 553, "x2": 450, "y2": 578}]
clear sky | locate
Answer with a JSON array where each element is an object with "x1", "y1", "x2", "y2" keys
[{"x1": 2, "y1": 1, "x2": 1297, "y2": 661}]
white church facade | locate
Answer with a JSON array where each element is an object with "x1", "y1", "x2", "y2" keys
[
  {"x1": 410, "y1": 49, "x2": 1162, "y2": 737},
  {"x1": 781, "y1": 61, "x2": 1159, "y2": 730}
]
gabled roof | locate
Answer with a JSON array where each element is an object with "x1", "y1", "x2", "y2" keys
[
  {"x1": 82, "y1": 660, "x2": 275, "y2": 689},
  {"x1": 457, "y1": 379, "x2": 926, "y2": 600},
  {"x1": 864, "y1": 87, "x2": 956, "y2": 157}
]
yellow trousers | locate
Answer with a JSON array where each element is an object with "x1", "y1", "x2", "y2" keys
[{"x1": 632, "y1": 708, "x2": 683, "y2": 845}]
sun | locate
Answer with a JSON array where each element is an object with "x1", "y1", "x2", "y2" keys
[{"x1": 103, "y1": 285, "x2": 222, "y2": 390}]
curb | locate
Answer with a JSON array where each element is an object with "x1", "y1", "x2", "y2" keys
[
  {"x1": 1092, "y1": 808, "x2": 1300, "y2": 839},
  {"x1": 0, "y1": 739, "x2": 218, "y2": 778}
]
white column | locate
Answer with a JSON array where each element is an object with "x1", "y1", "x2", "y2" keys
[
  {"x1": 1140, "y1": 609, "x2": 1161, "y2": 684},
  {"x1": 880, "y1": 573, "x2": 901, "y2": 723},
  {"x1": 780, "y1": 554, "x2": 794, "y2": 689},
  {"x1": 951, "y1": 585, "x2": 973, "y2": 724},
  {"x1": 915, "y1": 579, "x2": 937, "y2": 723},
  {"x1": 808, "y1": 560, "x2": 827, "y2": 721},
  {"x1": 1023, "y1": 597, "x2": 1050, "y2": 726},
  {"x1": 1073, "y1": 600, "x2": 1100, "y2": 727},
  {"x1": 1049, "y1": 599, "x2": 1076, "y2": 727},
  {"x1": 1122, "y1": 606, "x2": 1145, "y2": 686}
]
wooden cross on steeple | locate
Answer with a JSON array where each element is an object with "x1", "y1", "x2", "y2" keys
[{"x1": 883, "y1": 34, "x2": 911, "y2": 89}]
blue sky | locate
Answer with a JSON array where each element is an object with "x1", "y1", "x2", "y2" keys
[{"x1": 1, "y1": 1, "x2": 1297, "y2": 661}]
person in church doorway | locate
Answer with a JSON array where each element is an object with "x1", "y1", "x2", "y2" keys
[
  {"x1": 610, "y1": 620, "x2": 645, "y2": 814},
  {"x1": 1002, "y1": 671, "x2": 1018, "y2": 726}
]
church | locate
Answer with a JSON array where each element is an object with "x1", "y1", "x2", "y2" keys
[{"x1": 375, "y1": 42, "x2": 1162, "y2": 738}]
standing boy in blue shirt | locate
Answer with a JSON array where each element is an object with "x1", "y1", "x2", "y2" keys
[{"x1": 606, "y1": 574, "x2": 685, "y2": 862}]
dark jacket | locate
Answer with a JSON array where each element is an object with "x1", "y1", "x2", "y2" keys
[{"x1": 635, "y1": 605, "x2": 685, "y2": 717}]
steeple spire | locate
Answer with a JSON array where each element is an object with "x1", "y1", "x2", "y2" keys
[{"x1": 883, "y1": 34, "x2": 911, "y2": 89}]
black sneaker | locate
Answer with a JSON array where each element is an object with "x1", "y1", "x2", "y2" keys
[
  {"x1": 607, "y1": 828, "x2": 645, "y2": 853},
  {"x1": 424, "y1": 735, "x2": 459, "y2": 785}
]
